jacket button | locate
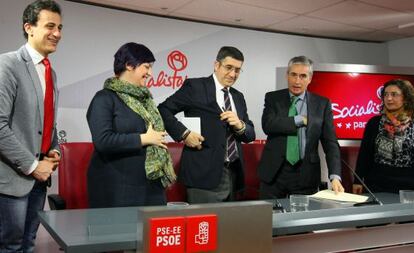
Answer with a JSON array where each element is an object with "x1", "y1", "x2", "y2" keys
[{"x1": 38, "y1": 131, "x2": 42, "y2": 135}]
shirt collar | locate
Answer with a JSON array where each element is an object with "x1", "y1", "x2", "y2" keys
[
  {"x1": 25, "y1": 43, "x2": 44, "y2": 65},
  {"x1": 213, "y1": 73, "x2": 228, "y2": 92},
  {"x1": 289, "y1": 91, "x2": 306, "y2": 101}
]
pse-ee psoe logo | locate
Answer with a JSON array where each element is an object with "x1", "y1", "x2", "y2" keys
[{"x1": 149, "y1": 214, "x2": 217, "y2": 253}]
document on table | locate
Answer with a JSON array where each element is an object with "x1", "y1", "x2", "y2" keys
[
  {"x1": 311, "y1": 189, "x2": 369, "y2": 203},
  {"x1": 181, "y1": 117, "x2": 201, "y2": 134}
]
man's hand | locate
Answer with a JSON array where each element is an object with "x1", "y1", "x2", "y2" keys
[
  {"x1": 184, "y1": 132, "x2": 205, "y2": 150},
  {"x1": 352, "y1": 184, "x2": 363, "y2": 194},
  {"x1": 331, "y1": 178, "x2": 345, "y2": 194},
  {"x1": 220, "y1": 111, "x2": 243, "y2": 130},
  {"x1": 46, "y1": 150, "x2": 61, "y2": 171},
  {"x1": 31, "y1": 160, "x2": 55, "y2": 182}
]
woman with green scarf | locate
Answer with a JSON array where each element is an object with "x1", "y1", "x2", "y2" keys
[
  {"x1": 86, "y1": 42, "x2": 176, "y2": 208},
  {"x1": 353, "y1": 79, "x2": 414, "y2": 194}
]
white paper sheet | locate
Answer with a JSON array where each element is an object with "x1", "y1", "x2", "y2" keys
[
  {"x1": 311, "y1": 189, "x2": 369, "y2": 203},
  {"x1": 181, "y1": 117, "x2": 201, "y2": 134}
]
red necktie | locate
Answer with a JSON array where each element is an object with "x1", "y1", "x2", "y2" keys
[{"x1": 41, "y1": 58, "x2": 54, "y2": 154}]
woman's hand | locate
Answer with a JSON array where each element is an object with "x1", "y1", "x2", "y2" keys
[{"x1": 140, "y1": 124, "x2": 168, "y2": 149}]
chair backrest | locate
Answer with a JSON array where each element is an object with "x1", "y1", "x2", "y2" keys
[
  {"x1": 56, "y1": 142, "x2": 267, "y2": 208},
  {"x1": 165, "y1": 143, "x2": 187, "y2": 202},
  {"x1": 57, "y1": 142, "x2": 188, "y2": 208},
  {"x1": 241, "y1": 143, "x2": 264, "y2": 200},
  {"x1": 58, "y1": 142, "x2": 94, "y2": 209},
  {"x1": 340, "y1": 146, "x2": 360, "y2": 193}
]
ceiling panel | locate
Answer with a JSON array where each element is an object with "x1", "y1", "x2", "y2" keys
[
  {"x1": 85, "y1": 0, "x2": 196, "y2": 15},
  {"x1": 269, "y1": 16, "x2": 371, "y2": 39},
  {"x1": 308, "y1": 0, "x2": 414, "y2": 30},
  {"x1": 226, "y1": 0, "x2": 344, "y2": 14},
  {"x1": 78, "y1": 0, "x2": 414, "y2": 42},
  {"x1": 355, "y1": 30, "x2": 406, "y2": 41},
  {"x1": 386, "y1": 25, "x2": 414, "y2": 36},
  {"x1": 359, "y1": 0, "x2": 414, "y2": 12},
  {"x1": 84, "y1": 0, "x2": 192, "y2": 11},
  {"x1": 172, "y1": 0, "x2": 296, "y2": 27}
]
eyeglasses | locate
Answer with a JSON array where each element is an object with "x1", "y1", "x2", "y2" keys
[
  {"x1": 219, "y1": 63, "x2": 243, "y2": 74},
  {"x1": 288, "y1": 72, "x2": 309, "y2": 80},
  {"x1": 383, "y1": 92, "x2": 402, "y2": 98}
]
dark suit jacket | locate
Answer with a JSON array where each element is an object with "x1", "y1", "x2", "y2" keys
[
  {"x1": 355, "y1": 115, "x2": 414, "y2": 192},
  {"x1": 355, "y1": 115, "x2": 381, "y2": 182},
  {"x1": 86, "y1": 89, "x2": 165, "y2": 208},
  {"x1": 158, "y1": 75, "x2": 255, "y2": 190},
  {"x1": 258, "y1": 89, "x2": 341, "y2": 189}
]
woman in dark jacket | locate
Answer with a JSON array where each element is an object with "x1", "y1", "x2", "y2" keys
[
  {"x1": 87, "y1": 42, "x2": 176, "y2": 208},
  {"x1": 353, "y1": 79, "x2": 414, "y2": 194}
]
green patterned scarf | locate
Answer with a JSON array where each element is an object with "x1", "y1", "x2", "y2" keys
[{"x1": 104, "y1": 77, "x2": 176, "y2": 187}]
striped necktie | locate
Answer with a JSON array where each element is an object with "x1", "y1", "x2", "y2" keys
[{"x1": 222, "y1": 88, "x2": 238, "y2": 162}]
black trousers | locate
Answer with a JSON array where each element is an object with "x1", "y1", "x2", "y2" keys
[
  {"x1": 259, "y1": 160, "x2": 318, "y2": 199},
  {"x1": 186, "y1": 160, "x2": 239, "y2": 204},
  {"x1": 39, "y1": 153, "x2": 51, "y2": 187}
]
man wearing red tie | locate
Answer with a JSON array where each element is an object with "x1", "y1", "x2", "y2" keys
[{"x1": 0, "y1": 1, "x2": 62, "y2": 252}]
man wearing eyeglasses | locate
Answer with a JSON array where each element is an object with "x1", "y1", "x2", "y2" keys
[
  {"x1": 258, "y1": 56, "x2": 344, "y2": 199},
  {"x1": 159, "y1": 46, "x2": 255, "y2": 203}
]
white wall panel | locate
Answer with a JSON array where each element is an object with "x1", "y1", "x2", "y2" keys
[{"x1": 0, "y1": 0, "x2": 389, "y2": 141}]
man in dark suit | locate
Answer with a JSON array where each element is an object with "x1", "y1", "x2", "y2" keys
[
  {"x1": 0, "y1": 1, "x2": 62, "y2": 251},
  {"x1": 159, "y1": 46, "x2": 255, "y2": 203},
  {"x1": 258, "y1": 56, "x2": 344, "y2": 199}
]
